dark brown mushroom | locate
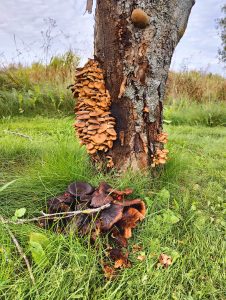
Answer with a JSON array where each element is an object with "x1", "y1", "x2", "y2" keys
[
  {"x1": 107, "y1": 248, "x2": 130, "y2": 269},
  {"x1": 79, "y1": 194, "x2": 92, "y2": 203},
  {"x1": 98, "y1": 181, "x2": 112, "y2": 193},
  {"x1": 67, "y1": 182, "x2": 95, "y2": 197},
  {"x1": 110, "y1": 226, "x2": 128, "y2": 248},
  {"x1": 100, "y1": 204, "x2": 123, "y2": 231},
  {"x1": 107, "y1": 187, "x2": 134, "y2": 197},
  {"x1": 47, "y1": 196, "x2": 71, "y2": 214},
  {"x1": 90, "y1": 190, "x2": 113, "y2": 208},
  {"x1": 90, "y1": 182, "x2": 113, "y2": 208}
]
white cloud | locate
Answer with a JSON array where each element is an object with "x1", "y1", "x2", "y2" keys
[{"x1": 0, "y1": 0, "x2": 225, "y2": 75}]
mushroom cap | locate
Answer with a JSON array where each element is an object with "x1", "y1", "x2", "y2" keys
[
  {"x1": 116, "y1": 199, "x2": 146, "y2": 217},
  {"x1": 76, "y1": 110, "x2": 90, "y2": 115},
  {"x1": 79, "y1": 194, "x2": 92, "y2": 202},
  {"x1": 98, "y1": 124, "x2": 108, "y2": 133},
  {"x1": 88, "y1": 148, "x2": 97, "y2": 154},
  {"x1": 90, "y1": 190, "x2": 113, "y2": 208},
  {"x1": 86, "y1": 143, "x2": 94, "y2": 150},
  {"x1": 105, "y1": 140, "x2": 113, "y2": 149},
  {"x1": 158, "y1": 158, "x2": 166, "y2": 164},
  {"x1": 91, "y1": 133, "x2": 107, "y2": 144},
  {"x1": 107, "y1": 128, "x2": 117, "y2": 136},
  {"x1": 88, "y1": 124, "x2": 100, "y2": 130},
  {"x1": 47, "y1": 195, "x2": 72, "y2": 214},
  {"x1": 100, "y1": 204, "x2": 123, "y2": 231},
  {"x1": 88, "y1": 119, "x2": 100, "y2": 125},
  {"x1": 111, "y1": 227, "x2": 128, "y2": 248},
  {"x1": 89, "y1": 111, "x2": 102, "y2": 117},
  {"x1": 67, "y1": 182, "x2": 95, "y2": 197},
  {"x1": 107, "y1": 187, "x2": 133, "y2": 196},
  {"x1": 107, "y1": 248, "x2": 130, "y2": 269},
  {"x1": 77, "y1": 114, "x2": 90, "y2": 120},
  {"x1": 98, "y1": 181, "x2": 112, "y2": 193},
  {"x1": 75, "y1": 122, "x2": 86, "y2": 128},
  {"x1": 117, "y1": 207, "x2": 145, "y2": 239}
]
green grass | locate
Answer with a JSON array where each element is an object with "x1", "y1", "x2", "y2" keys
[
  {"x1": 164, "y1": 98, "x2": 226, "y2": 126},
  {"x1": 0, "y1": 117, "x2": 225, "y2": 300}
]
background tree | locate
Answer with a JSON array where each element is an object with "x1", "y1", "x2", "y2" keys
[
  {"x1": 78, "y1": 0, "x2": 195, "y2": 171},
  {"x1": 217, "y1": 4, "x2": 226, "y2": 65}
]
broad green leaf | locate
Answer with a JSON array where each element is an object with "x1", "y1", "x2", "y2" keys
[
  {"x1": 171, "y1": 250, "x2": 180, "y2": 262},
  {"x1": 29, "y1": 241, "x2": 48, "y2": 266},
  {"x1": 194, "y1": 214, "x2": 207, "y2": 230},
  {"x1": 157, "y1": 188, "x2": 170, "y2": 203},
  {"x1": 0, "y1": 180, "x2": 17, "y2": 193},
  {"x1": 29, "y1": 232, "x2": 49, "y2": 249},
  {"x1": 163, "y1": 119, "x2": 172, "y2": 124},
  {"x1": 14, "y1": 208, "x2": 26, "y2": 218},
  {"x1": 163, "y1": 210, "x2": 180, "y2": 224},
  {"x1": 169, "y1": 214, "x2": 180, "y2": 224}
]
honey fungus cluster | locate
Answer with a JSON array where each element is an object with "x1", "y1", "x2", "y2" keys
[
  {"x1": 156, "y1": 132, "x2": 168, "y2": 144},
  {"x1": 151, "y1": 132, "x2": 169, "y2": 167},
  {"x1": 71, "y1": 59, "x2": 117, "y2": 155},
  {"x1": 151, "y1": 149, "x2": 169, "y2": 167}
]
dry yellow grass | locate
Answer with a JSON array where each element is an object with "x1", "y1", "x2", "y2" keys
[{"x1": 166, "y1": 70, "x2": 226, "y2": 103}]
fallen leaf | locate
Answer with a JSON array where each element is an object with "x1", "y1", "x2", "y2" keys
[
  {"x1": 158, "y1": 253, "x2": 172, "y2": 268},
  {"x1": 102, "y1": 262, "x2": 116, "y2": 279},
  {"x1": 137, "y1": 252, "x2": 146, "y2": 261},
  {"x1": 132, "y1": 244, "x2": 143, "y2": 253},
  {"x1": 14, "y1": 208, "x2": 26, "y2": 218}
]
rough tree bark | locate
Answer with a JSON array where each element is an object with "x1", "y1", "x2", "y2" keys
[{"x1": 94, "y1": 0, "x2": 195, "y2": 171}]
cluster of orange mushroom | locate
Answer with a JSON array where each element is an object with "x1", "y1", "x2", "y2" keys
[
  {"x1": 156, "y1": 132, "x2": 168, "y2": 144},
  {"x1": 71, "y1": 59, "x2": 117, "y2": 158},
  {"x1": 152, "y1": 148, "x2": 169, "y2": 167},
  {"x1": 151, "y1": 132, "x2": 169, "y2": 167}
]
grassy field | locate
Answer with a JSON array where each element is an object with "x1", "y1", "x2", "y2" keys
[{"x1": 0, "y1": 116, "x2": 225, "y2": 300}]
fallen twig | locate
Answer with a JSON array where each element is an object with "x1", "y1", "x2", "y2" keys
[
  {"x1": 0, "y1": 203, "x2": 110, "y2": 225},
  {"x1": 0, "y1": 216, "x2": 35, "y2": 285},
  {"x1": 3, "y1": 130, "x2": 32, "y2": 140}
]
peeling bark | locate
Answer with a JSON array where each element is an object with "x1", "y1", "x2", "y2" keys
[{"x1": 94, "y1": 0, "x2": 195, "y2": 171}]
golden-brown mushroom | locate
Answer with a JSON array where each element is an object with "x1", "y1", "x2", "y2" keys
[{"x1": 91, "y1": 133, "x2": 107, "y2": 144}]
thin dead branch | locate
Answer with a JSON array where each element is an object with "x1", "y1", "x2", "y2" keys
[
  {"x1": 0, "y1": 203, "x2": 110, "y2": 225},
  {"x1": 0, "y1": 216, "x2": 35, "y2": 285},
  {"x1": 3, "y1": 130, "x2": 32, "y2": 140}
]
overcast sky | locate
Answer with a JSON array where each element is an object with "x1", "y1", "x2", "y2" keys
[{"x1": 0, "y1": 0, "x2": 225, "y2": 76}]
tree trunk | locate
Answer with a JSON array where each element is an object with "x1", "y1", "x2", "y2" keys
[{"x1": 94, "y1": 0, "x2": 195, "y2": 171}]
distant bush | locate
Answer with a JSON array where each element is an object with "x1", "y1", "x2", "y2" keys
[
  {"x1": 164, "y1": 71, "x2": 226, "y2": 126},
  {"x1": 0, "y1": 51, "x2": 78, "y2": 117},
  {"x1": 166, "y1": 70, "x2": 226, "y2": 103}
]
